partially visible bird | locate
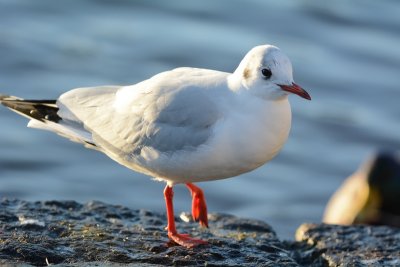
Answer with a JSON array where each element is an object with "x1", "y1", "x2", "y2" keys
[
  {"x1": 324, "y1": 152, "x2": 400, "y2": 227},
  {"x1": 0, "y1": 44, "x2": 311, "y2": 248}
]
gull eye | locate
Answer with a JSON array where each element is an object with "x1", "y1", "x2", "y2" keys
[{"x1": 261, "y1": 68, "x2": 272, "y2": 79}]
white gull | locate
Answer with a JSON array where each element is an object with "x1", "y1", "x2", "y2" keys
[{"x1": 0, "y1": 44, "x2": 311, "y2": 248}]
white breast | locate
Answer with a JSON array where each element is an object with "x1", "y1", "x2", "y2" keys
[{"x1": 149, "y1": 94, "x2": 292, "y2": 184}]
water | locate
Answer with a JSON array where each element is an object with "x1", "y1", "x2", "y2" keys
[{"x1": 0, "y1": 0, "x2": 399, "y2": 240}]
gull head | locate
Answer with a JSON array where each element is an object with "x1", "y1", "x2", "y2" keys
[{"x1": 231, "y1": 45, "x2": 311, "y2": 101}]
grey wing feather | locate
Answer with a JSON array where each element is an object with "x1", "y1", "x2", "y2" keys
[
  {"x1": 56, "y1": 86, "x2": 121, "y2": 150},
  {"x1": 136, "y1": 87, "x2": 220, "y2": 154},
  {"x1": 58, "y1": 83, "x2": 220, "y2": 158}
]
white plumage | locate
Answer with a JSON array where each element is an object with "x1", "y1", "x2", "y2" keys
[{"x1": 1, "y1": 44, "x2": 311, "y2": 247}]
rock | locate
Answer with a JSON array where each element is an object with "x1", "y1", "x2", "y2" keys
[
  {"x1": 1, "y1": 199, "x2": 400, "y2": 266},
  {"x1": 0, "y1": 199, "x2": 298, "y2": 266},
  {"x1": 292, "y1": 223, "x2": 400, "y2": 266}
]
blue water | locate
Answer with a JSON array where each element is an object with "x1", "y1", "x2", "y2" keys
[{"x1": 0, "y1": 0, "x2": 399, "y2": 240}]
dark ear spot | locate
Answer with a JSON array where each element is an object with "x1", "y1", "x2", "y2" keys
[{"x1": 243, "y1": 68, "x2": 251, "y2": 80}]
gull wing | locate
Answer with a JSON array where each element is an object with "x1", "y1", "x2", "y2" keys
[{"x1": 58, "y1": 69, "x2": 222, "y2": 160}]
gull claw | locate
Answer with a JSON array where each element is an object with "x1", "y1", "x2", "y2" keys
[{"x1": 168, "y1": 232, "x2": 208, "y2": 248}]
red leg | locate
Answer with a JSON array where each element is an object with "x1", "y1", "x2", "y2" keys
[
  {"x1": 164, "y1": 185, "x2": 207, "y2": 248},
  {"x1": 186, "y1": 183, "x2": 209, "y2": 228}
]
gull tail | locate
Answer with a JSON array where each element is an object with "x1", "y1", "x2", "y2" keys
[
  {"x1": 0, "y1": 94, "x2": 97, "y2": 149},
  {"x1": 0, "y1": 94, "x2": 61, "y2": 122}
]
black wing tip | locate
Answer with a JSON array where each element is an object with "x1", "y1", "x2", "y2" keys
[
  {"x1": 0, "y1": 94, "x2": 19, "y2": 102},
  {"x1": 0, "y1": 95, "x2": 60, "y2": 123},
  {"x1": 0, "y1": 93, "x2": 56, "y2": 103}
]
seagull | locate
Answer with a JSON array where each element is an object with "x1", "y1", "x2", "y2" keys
[{"x1": 0, "y1": 44, "x2": 311, "y2": 248}]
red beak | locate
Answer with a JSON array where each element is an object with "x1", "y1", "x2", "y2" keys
[{"x1": 278, "y1": 83, "x2": 311, "y2": 100}]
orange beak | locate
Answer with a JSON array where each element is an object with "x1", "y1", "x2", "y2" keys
[{"x1": 278, "y1": 83, "x2": 311, "y2": 100}]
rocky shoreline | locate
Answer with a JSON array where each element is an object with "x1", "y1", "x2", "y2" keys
[{"x1": 0, "y1": 199, "x2": 399, "y2": 266}]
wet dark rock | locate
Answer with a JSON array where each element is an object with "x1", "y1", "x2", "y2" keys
[
  {"x1": 291, "y1": 223, "x2": 400, "y2": 266},
  {"x1": 1, "y1": 199, "x2": 400, "y2": 266},
  {"x1": 0, "y1": 199, "x2": 298, "y2": 266}
]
